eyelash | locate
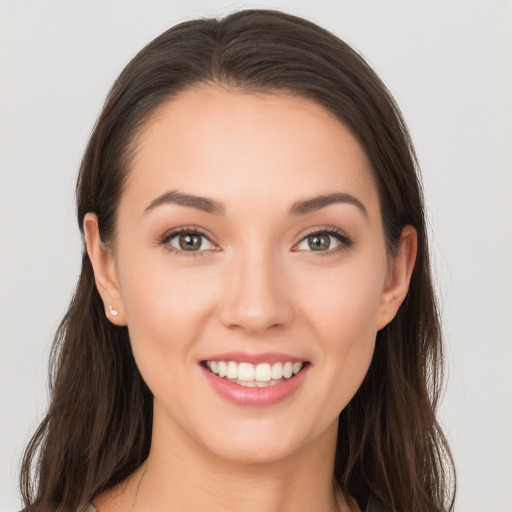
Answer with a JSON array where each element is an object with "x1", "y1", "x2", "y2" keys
[
  {"x1": 294, "y1": 226, "x2": 354, "y2": 254},
  {"x1": 159, "y1": 226, "x2": 218, "y2": 257},
  {"x1": 158, "y1": 225, "x2": 353, "y2": 256}
]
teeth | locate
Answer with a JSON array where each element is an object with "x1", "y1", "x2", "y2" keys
[
  {"x1": 271, "y1": 362, "x2": 283, "y2": 380},
  {"x1": 238, "y1": 362, "x2": 255, "y2": 381},
  {"x1": 205, "y1": 360, "x2": 303, "y2": 384},
  {"x1": 226, "y1": 361, "x2": 238, "y2": 379},
  {"x1": 218, "y1": 361, "x2": 227, "y2": 378},
  {"x1": 235, "y1": 379, "x2": 282, "y2": 388},
  {"x1": 254, "y1": 363, "x2": 271, "y2": 382}
]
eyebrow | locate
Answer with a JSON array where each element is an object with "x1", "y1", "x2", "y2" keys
[
  {"x1": 144, "y1": 190, "x2": 225, "y2": 215},
  {"x1": 289, "y1": 192, "x2": 367, "y2": 217},
  {"x1": 144, "y1": 189, "x2": 367, "y2": 218}
]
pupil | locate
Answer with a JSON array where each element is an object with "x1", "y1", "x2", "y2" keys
[
  {"x1": 308, "y1": 234, "x2": 330, "y2": 251},
  {"x1": 179, "y1": 234, "x2": 201, "y2": 251}
]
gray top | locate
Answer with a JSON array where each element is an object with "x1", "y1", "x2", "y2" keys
[{"x1": 83, "y1": 493, "x2": 391, "y2": 512}]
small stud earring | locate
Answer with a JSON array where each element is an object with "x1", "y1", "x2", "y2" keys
[{"x1": 109, "y1": 306, "x2": 119, "y2": 316}]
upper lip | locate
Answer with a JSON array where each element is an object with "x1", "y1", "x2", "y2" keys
[{"x1": 201, "y1": 352, "x2": 307, "y2": 365}]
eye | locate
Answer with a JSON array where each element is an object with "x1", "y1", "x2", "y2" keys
[
  {"x1": 295, "y1": 228, "x2": 352, "y2": 253},
  {"x1": 162, "y1": 230, "x2": 216, "y2": 253},
  {"x1": 297, "y1": 233, "x2": 340, "y2": 251}
]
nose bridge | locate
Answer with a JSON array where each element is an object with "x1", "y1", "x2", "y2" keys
[{"x1": 219, "y1": 240, "x2": 293, "y2": 332}]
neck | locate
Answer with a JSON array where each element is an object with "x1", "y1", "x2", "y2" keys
[{"x1": 95, "y1": 408, "x2": 348, "y2": 512}]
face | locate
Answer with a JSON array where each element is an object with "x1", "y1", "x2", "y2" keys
[{"x1": 86, "y1": 86, "x2": 414, "y2": 465}]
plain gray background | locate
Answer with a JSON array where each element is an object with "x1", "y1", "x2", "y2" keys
[{"x1": 1, "y1": 1, "x2": 511, "y2": 511}]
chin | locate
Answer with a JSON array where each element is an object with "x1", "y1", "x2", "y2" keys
[
  {"x1": 195, "y1": 415, "x2": 336, "y2": 467},
  {"x1": 207, "y1": 435, "x2": 304, "y2": 465}
]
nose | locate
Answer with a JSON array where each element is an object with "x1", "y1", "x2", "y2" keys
[{"x1": 218, "y1": 249, "x2": 294, "y2": 334}]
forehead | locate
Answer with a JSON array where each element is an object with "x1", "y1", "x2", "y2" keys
[{"x1": 123, "y1": 85, "x2": 380, "y2": 218}]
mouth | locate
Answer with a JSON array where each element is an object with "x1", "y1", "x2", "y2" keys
[{"x1": 201, "y1": 360, "x2": 307, "y2": 388}]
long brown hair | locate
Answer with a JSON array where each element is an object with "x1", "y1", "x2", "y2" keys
[{"x1": 20, "y1": 9, "x2": 455, "y2": 512}]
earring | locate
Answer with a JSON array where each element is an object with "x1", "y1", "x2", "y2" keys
[{"x1": 109, "y1": 306, "x2": 119, "y2": 316}]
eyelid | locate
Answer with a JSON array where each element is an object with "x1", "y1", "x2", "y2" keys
[
  {"x1": 157, "y1": 224, "x2": 353, "y2": 255},
  {"x1": 292, "y1": 225, "x2": 353, "y2": 253},
  {"x1": 158, "y1": 226, "x2": 220, "y2": 255}
]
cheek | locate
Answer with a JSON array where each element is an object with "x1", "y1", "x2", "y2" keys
[
  {"x1": 116, "y1": 249, "x2": 219, "y2": 373},
  {"x1": 302, "y1": 255, "x2": 386, "y2": 340},
  {"x1": 312, "y1": 280, "x2": 380, "y2": 373},
  {"x1": 297, "y1": 255, "x2": 386, "y2": 406}
]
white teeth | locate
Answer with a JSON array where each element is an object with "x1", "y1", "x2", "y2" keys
[
  {"x1": 233, "y1": 378, "x2": 282, "y2": 388},
  {"x1": 226, "y1": 361, "x2": 238, "y2": 379},
  {"x1": 238, "y1": 362, "x2": 255, "y2": 381},
  {"x1": 271, "y1": 362, "x2": 283, "y2": 380},
  {"x1": 254, "y1": 363, "x2": 271, "y2": 382},
  {"x1": 205, "y1": 360, "x2": 304, "y2": 384},
  {"x1": 218, "y1": 361, "x2": 227, "y2": 378}
]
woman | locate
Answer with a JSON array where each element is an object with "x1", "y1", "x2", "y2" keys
[{"x1": 20, "y1": 9, "x2": 455, "y2": 512}]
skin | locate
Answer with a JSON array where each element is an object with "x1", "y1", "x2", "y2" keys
[{"x1": 85, "y1": 86, "x2": 417, "y2": 512}]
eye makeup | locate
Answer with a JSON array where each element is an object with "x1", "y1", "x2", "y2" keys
[
  {"x1": 157, "y1": 223, "x2": 354, "y2": 257},
  {"x1": 293, "y1": 225, "x2": 354, "y2": 255},
  {"x1": 158, "y1": 226, "x2": 219, "y2": 257}
]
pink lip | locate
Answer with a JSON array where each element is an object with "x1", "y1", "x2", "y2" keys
[
  {"x1": 200, "y1": 363, "x2": 309, "y2": 407},
  {"x1": 202, "y1": 351, "x2": 306, "y2": 365}
]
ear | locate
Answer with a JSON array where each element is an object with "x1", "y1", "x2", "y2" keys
[
  {"x1": 83, "y1": 213, "x2": 126, "y2": 326},
  {"x1": 376, "y1": 225, "x2": 418, "y2": 330}
]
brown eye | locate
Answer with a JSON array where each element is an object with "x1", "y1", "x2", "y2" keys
[
  {"x1": 179, "y1": 234, "x2": 202, "y2": 251},
  {"x1": 167, "y1": 232, "x2": 214, "y2": 252}
]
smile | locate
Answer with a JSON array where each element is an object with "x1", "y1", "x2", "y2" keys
[
  {"x1": 204, "y1": 360, "x2": 303, "y2": 388},
  {"x1": 200, "y1": 354, "x2": 310, "y2": 406}
]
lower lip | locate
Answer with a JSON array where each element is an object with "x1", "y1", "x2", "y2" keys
[{"x1": 201, "y1": 365, "x2": 309, "y2": 407}]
